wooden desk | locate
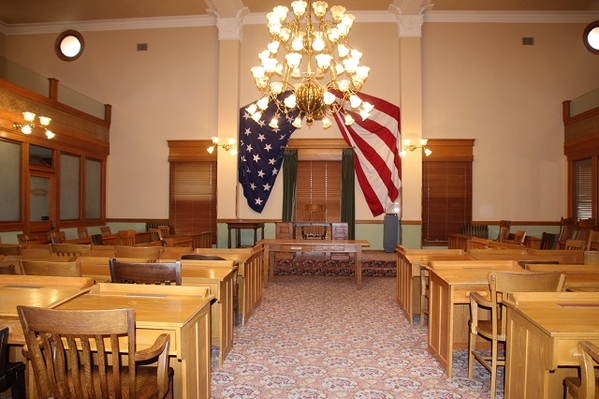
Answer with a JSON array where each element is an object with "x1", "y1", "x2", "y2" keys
[
  {"x1": 193, "y1": 247, "x2": 263, "y2": 326},
  {"x1": 503, "y1": 292, "x2": 599, "y2": 399},
  {"x1": 163, "y1": 235, "x2": 193, "y2": 247},
  {"x1": 426, "y1": 260, "x2": 527, "y2": 377},
  {"x1": 395, "y1": 248, "x2": 471, "y2": 324},
  {"x1": 56, "y1": 283, "x2": 214, "y2": 399},
  {"x1": 261, "y1": 239, "x2": 369, "y2": 289},
  {"x1": 181, "y1": 266, "x2": 237, "y2": 367},
  {"x1": 227, "y1": 222, "x2": 264, "y2": 248}
]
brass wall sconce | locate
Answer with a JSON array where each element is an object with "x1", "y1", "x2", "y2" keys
[
  {"x1": 399, "y1": 138, "x2": 431, "y2": 157},
  {"x1": 13, "y1": 111, "x2": 55, "y2": 139},
  {"x1": 207, "y1": 137, "x2": 237, "y2": 156}
]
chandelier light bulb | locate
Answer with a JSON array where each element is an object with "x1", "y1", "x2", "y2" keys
[
  {"x1": 246, "y1": 104, "x2": 258, "y2": 115},
  {"x1": 250, "y1": 0, "x2": 370, "y2": 129},
  {"x1": 45, "y1": 130, "x2": 55, "y2": 139},
  {"x1": 207, "y1": 146, "x2": 215, "y2": 154},
  {"x1": 269, "y1": 117, "x2": 279, "y2": 129},
  {"x1": 211, "y1": 136, "x2": 219, "y2": 144},
  {"x1": 292, "y1": 116, "x2": 303, "y2": 128},
  {"x1": 424, "y1": 148, "x2": 432, "y2": 157},
  {"x1": 23, "y1": 112, "x2": 36, "y2": 122},
  {"x1": 344, "y1": 113, "x2": 354, "y2": 125},
  {"x1": 21, "y1": 125, "x2": 32, "y2": 134},
  {"x1": 231, "y1": 149, "x2": 238, "y2": 156},
  {"x1": 39, "y1": 116, "x2": 52, "y2": 126}
]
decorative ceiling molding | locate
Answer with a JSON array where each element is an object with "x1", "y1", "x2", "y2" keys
[{"x1": 2, "y1": 10, "x2": 599, "y2": 36}]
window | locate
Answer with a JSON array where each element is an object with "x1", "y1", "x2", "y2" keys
[
  {"x1": 168, "y1": 140, "x2": 217, "y2": 242},
  {"x1": 60, "y1": 153, "x2": 80, "y2": 220},
  {"x1": 421, "y1": 139, "x2": 474, "y2": 247},
  {"x1": 294, "y1": 160, "x2": 341, "y2": 222},
  {"x1": 572, "y1": 158, "x2": 593, "y2": 220},
  {"x1": 0, "y1": 139, "x2": 21, "y2": 222}
]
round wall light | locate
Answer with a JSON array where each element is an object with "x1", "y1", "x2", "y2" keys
[
  {"x1": 583, "y1": 20, "x2": 599, "y2": 54},
  {"x1": 55, "y1": 30, "x2": 85, "y2": 61}
]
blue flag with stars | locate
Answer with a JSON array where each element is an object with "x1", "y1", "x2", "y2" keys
[{"x1": 238, "y1": 96, "x2": 299, "y2": 213}]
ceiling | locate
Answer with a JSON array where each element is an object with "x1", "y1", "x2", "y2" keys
[{"x1": 1, "y1": 0, "x2": 598, "y2": 26}]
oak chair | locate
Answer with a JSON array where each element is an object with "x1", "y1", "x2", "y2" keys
[
  {"x1": 586, "y1": 229, "x2": 599, "y2": 251},
  {"x1": 0, "y1": 244, "x2": 21, "y2": 256},
  {"x1": 16, "y1": 233, "x2": 37, "y2": 245},
  {"x1": 301, "y1": 203, "x2": 327, "y2": 239},
  {"x1": 77, "y1": 226, "x2": 90, "y2": 239},
  {"x1": 0, "y1": 263, "x2": 16, "y2": 275},
  {"x1": 157, "y1": 225, "x2": 170, "y2": 238},
  {"x1": 557, "y1": 217, "x2": 576, "y2": 249},
  {"x1": 49, "y1": 243, "x2": 92, "y2": 257},
  {"x1": 191, "y1": 231, "x2": 213, "y2": 249},
  {"x1": 47, "y1": 230, "x2": 66, "y2": 244},
  {"x1": 20, "y1": 259, "x2": 82, "y2": 277},
  {"x1": 117, "y1": 230, "x2": 137, "y2": 246},
  {"x1": 540, "y1": 232, "x2": 558, "y2": 250},
  {"x1": 0, "y1": 327, "x2": 26, "y2": 399},
  {"x1": 563, "y1": 340, "x2": 599, "y2": 399},
  {"x1": 149, "y1": 228, "x2": 165, "y2": 245},
  {"x1": 100, "y1": 226, "x2": 113, "y2": 236},
  {"x1": 508, "y1": 230, "x2": 526, "y2": 245},
  {"x1": 419, "y1": 267, "x2": 429, "y2": 326},
  {"x1": 109, "y1": 258, "x2": 181, "y2": 285},
  {"x1": 468, "y1": 271, "x2": 566, "y2": 399},
  {"x1": 114, "y1": 245, "x2": 163, "y2": 261},
  {"x1": 17, "y1": 306, "x2": 173, "y2": 399},
  {"x1": 496, "y1": 220, "x2": 511, "y2": 242},
  {"x1": 565, "y1": 239, "x2": 587, "y2": 251},
  {"x1": 574, "y1": 218, "x2": 596, "y2": 242}
]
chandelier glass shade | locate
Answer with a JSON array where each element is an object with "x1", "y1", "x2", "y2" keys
[
  {"x1": 13, "y1": 111, "x2": 55, "y2": 139},
  {"x1": 247, "y1": 0, "x2": 372, "y2": 129}
]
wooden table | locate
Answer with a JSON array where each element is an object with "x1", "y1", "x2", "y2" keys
[
  {"x1": 426, "y1": 260, "x2": 527, "y2": 377},
  {"x1": 503, "y1": 292, "x2": 599, "y2": 399},
  {"x1": 395, "y1": 248, "x2": 472, "y2": 324},
  {"x1": 227, "y1": 222, "x2": 264, "y2": 248},
  {"x1": 260, "y1": 239, "x2": 370, "y2": 289},
  {"x1": 193, "y1": 247, "x2": 263, "y2": 326},
  {"x1": 55, "y1": 283, "x2": 214, "y2": 399}
]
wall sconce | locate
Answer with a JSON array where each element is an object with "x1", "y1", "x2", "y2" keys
[
  {"x1": 13, "y1": 112, "x2": 55, "y2": 139},
  {"x1": 207, "y1": 137, "x2": 237, "y2": 156},
  {"x1": 399, "y1": 138, "x2": 432, "y2": 157}
]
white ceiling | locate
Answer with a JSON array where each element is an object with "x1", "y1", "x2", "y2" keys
[{"x1": 1, "y1": 0, "x2": 598, "y2": 25}]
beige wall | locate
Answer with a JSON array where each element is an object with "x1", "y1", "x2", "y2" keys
[{"x1": 3, "y1": 15, "x2": 599, "y2": 240}]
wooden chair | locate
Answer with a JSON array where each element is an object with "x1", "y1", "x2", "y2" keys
[
  {"x1": 100, "y1": 226, "x2": 113, "y2": 236},
  {"x1": 496, "y1": 220, "x2": 511, "y2": 242},
  {"x1": 49, "y1": 243, "x2": 92, "y2": 257},
  {"x1": 557, "y1": 217, "x2": 576, "y2": 249},
  {"x1": 0, "y1": 244, "x2": 21, "y2": 256},
  {"x1": 564, "y1": 340, "x2": 599, "y2": 399},
  {"x1": 0, "y1": 263, "x2": 16, "y2": 275},
  {"x1": 20, "y1": 259, "x2": 82, "y2": 277},
  {"x1": 565, "y1": 239, "x2": 587, "y2": 250},
  {"x1": 17, "y1": 305, "x2": 173, "y2": 399},
  {"x1": 158, "y1": 225, "x2": 170, "y2": 238},
  {"x1": 540, "y1": 232, "x2": 558, "y2": 250},
  {"x1": 114, "y1": 245, "x2": 163, "y2": 261},
  {"x1": 574, "y1": 218, "x2": 596, "y2": 242},
  {"x1": 91, "y1": 233, "x2": 104, "y2": 245},
  {"x1": 301, "y1": 204, "x2": 327, "y2": 239},
  {"x1": 117, "y1": 229, "x2": 137, "y2": 246},
  {"x1": 77, "y1": 226, "x2": 90, "y2": 239},
  {"x1": 0, "y1": 327, "x2": 26, "y2": 399},
  {"x1": 468, "y1": 271, "x2": 565, "y2": 399},
  {"x1": 149, "y1": 228, "x2": 165, "y2": 245},
  {"x1": 16, "y1": 233, "x2": 38, "y2": 245},
  {"x1": 586, "y1": 229, "x2": 599, "y2": 251},
  {"x1": 508, "y1": 230, "x2": 526, "y2": 245},
  {"x1": 47, "y1": 230, "x2": 66, "y2": 244},
  {"x1": 109, "y1": 258, "x2": 181, "y2": 285}
]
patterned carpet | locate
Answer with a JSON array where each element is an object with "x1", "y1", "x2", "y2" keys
[
  {"x1": 274, "y1": 250, "x2": 397, "y2": 277},
  {"x1": 210, "y1": 276, "x2": 501, "y2": 398}
]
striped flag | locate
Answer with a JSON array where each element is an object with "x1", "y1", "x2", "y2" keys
[{"x1": 333, "y1": 92, "x2": 402, "y2": 217}]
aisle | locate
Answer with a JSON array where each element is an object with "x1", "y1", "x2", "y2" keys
[{"x1": 210, "y1": 276, "x2": 498, "y2": 398}]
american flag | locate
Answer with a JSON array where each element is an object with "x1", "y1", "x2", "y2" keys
[
  {"x1": 334, "y1": 92, "x2": 401, "y2": 217},
  {"x1": 238, "y1": 97, "x2": 299, "y2": 213}
]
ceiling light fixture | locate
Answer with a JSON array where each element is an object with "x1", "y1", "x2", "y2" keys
[
  {"x1": 247, "y1": 0, "x2": 372, "y2": 130},
  {"x1": 207, "y1": 137, "x2": 237, "y2": 156},
  {"x1": 399, "y1": 139, "x2": 431, "y2": 157},
  {"x1": 13, "y1": 112, "x2": 55, "y2": 139}
]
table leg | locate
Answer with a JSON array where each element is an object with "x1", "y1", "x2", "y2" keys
[
  {"x1": 356, "y1": 245, "x2": 362, "y2": 289},
  {"x1": 263, "y1": 245, "x2": 271, "y2": 287}
]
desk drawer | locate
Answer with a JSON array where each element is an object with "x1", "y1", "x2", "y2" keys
[
  {"x1": 317, "y1": 245, "x2": 347, "y2": 251},
  {"x1": 280, "y1": 245, "x2": 313, "y2": 252}
]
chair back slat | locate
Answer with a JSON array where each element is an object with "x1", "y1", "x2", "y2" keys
[{"x1": 109, "y1": 258, "x2": 181, "y2": 285}]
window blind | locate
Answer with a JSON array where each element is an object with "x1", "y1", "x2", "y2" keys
[{"x1": 294, "y1": 160, "x2": 342, "y2": 222}]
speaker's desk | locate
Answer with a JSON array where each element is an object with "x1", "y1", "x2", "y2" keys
[
  {"x1": 260, "y1": 239, "x2": 370, "y2": 289},
  {"x1": 503, "y1": 292, "x2": 599, "y2": 399}
]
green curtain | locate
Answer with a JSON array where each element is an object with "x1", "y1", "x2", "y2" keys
[
  {"x1": 282, "y1": 148, "x2": 298, "y2": 221},
  {"x1": 341, "y1": 148, "x2": 356, "y2": 239}
]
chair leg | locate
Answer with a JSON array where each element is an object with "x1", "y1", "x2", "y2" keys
[
  {"x1": 467, "y1": 327, "x2": 475, "y2": 378},
  {"x1": 490, "y1": 339, "x2": 498, "y2": 399}
]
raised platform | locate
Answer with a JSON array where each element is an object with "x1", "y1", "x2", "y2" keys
[{"x1": 274, "y1": 250, "x2": 396, "y2": 277}]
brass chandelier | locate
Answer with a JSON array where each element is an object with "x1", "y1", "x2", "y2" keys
[{"x1": 247, "y1": 0, "x2": 372, "y2": 129}]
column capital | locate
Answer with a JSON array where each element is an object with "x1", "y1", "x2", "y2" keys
[
  {"x1": 216, "y1": 17, "x2": 244, "y2": 41},
  {"x1": 397, "y1": 14, "x2": 424, "y2": 38}
]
